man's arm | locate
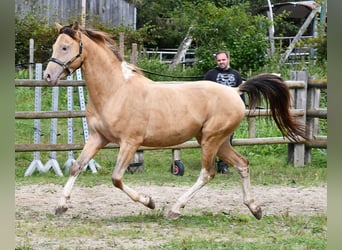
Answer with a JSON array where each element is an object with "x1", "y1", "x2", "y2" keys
[{"x1": 204, "y1": 69, "x2": 216, "y2": 81}]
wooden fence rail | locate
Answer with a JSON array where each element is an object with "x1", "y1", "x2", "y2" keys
[
  {"x1": 15, "y1": 108, "x2": 327, "y2": 119},
  {"x1": 16, "y1": 136, "x2": 327, "y2": 152},
  {"x1": 15, "y1": 72, "x2": 327, "y2": 167}
]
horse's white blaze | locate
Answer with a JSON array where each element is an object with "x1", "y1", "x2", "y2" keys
[{"x1": 121, "y1": 61, "x2": 134, "y2": 80}]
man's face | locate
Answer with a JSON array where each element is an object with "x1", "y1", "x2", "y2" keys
[{"x1": 216, "y1": 53, "x2": 230, "y2": 69}]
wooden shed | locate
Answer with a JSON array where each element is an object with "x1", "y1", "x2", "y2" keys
[{"x1": 15, "y1": 0, "x2": 137, "y2": 28}]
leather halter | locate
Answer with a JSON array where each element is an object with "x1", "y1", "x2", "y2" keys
[{"x1": 48, "y1": 33, "x2": 84, "y2": 76}]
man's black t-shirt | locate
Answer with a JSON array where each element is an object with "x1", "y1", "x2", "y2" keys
[
  {"x1": 204, "y1": 67, "x2": 245, "y2": 102},
  {"x1": 204, "y1": 67, "x2": 242, "y2": 87}
]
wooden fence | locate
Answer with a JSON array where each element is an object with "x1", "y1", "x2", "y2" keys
[{"x1": 15, "y1": 71, "x2": 327, "y2": 167}]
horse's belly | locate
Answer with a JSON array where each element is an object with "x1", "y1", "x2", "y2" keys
[{"x1": 141, "y1": 124, "x2": 201, "y2": 147}]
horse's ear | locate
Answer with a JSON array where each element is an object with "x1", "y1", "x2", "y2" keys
[
  {"x1": 72, "y1": 21, "x2": 80, "y2": 31},
  {"x1": 55, "y1": 23, "x2": 63, "y2": 32}
]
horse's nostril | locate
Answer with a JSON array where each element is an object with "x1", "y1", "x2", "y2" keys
[{"x1": 45, "y1": 73, "x2": 51, "y2": 82}]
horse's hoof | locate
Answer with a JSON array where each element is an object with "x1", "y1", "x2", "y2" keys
[
  {"x1": 167, "y1": 211, "x2": 181, "y2": 220},
  {"x1": 147, "y1": 197, "x2": 155, "y2": 209},
  {"x1": 252, "y1": 206, "x2": 262, "y2": 220},
  {"x1": 55, "y1": 206, "x2": 68, "y2": 215}
]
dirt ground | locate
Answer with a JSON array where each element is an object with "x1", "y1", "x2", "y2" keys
[
  {"x1": 16, "y1": 183, "x2": 327, "y2": 217},
  {"x1": 16, "y1": 183, "x2": 327, "y2": 249}
]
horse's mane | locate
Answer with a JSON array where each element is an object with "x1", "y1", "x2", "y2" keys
[
  {"x1": 59, "y1": 24, "x2": 144, "y2": 75},
  {"x1": 60, "y1": 24, "x2": 123, "y2": 62}
]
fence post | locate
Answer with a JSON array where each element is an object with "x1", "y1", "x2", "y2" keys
[
  {"x1": 305, "y1": 77, "x2": 321, "y2": 163},
  {"x1": 119, "y1": 32, "x2": 125, "y2": 58},
  {"x1": 287, "y1": 71, "x2": 307, "y2": 167},
  {"x1": 248, "y1": 117, "x2": 256, "y2": 138},
  {"x1": 29, "y1": 39, "x2": 34, "y2": 80},
  {"x1": 131, "y1": 43, "x2": 138, "y2": 65}
]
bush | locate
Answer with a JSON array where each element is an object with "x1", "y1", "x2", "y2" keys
[
  {"x1": 15, "y1": 13, "x2": 159, "y2": 67},
  {"x1": 188, "y1": 3, "x2": 270, "y2": 75},
  {"x1": 15, "y1": 13, "x2": 56, "y2": 67},
  {"x1": 137, "y1": 55, "x2": 204, "y2": 81}
]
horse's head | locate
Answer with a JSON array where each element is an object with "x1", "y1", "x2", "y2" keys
[{"x1": 44, "y1": 22, "x2": 84, "y2": 85}]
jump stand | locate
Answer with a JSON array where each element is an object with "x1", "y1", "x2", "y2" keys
[
  {"x1": 63, "y1": 75, "x2": 76, "y2": 174},
  {"x1": 25, "y1": 63, "x2": 63, "y2": 176}
]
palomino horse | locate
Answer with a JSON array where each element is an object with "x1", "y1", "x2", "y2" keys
[{"x1": 44, "y1": 22, "x2": 306, "y2": 220}]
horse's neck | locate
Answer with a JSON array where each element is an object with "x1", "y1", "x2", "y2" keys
[{"x1": 82, "y1": 39, "x2": 125, "y2": 102}]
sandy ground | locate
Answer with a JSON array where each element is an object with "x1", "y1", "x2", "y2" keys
[
  {"x1": 16, "y1": 183, "x2": 326, "y2": 217},
  {"x1": 16, "y1": 183, "x2": 327, "y2": 249}
]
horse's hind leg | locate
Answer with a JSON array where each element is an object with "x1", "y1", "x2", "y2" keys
[
  {"x1": 168, "y1": 142, "x2": 217, "y2": 220},
  {"x1": 217, "y1": 141, "x2": 262, "y2": 219},
  {"x1": 55, "y1": 133, "x2": 108, "y2": 215},
  {"x1": 111, "y1": 142, "x2": 155, "y2": 209}
]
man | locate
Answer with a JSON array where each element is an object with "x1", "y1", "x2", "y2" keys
[{"x1": 204, "y1": 50, "x2": 245, "y2": 174}]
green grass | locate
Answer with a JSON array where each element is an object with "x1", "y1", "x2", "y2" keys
[
  {"x1": 15, "y1": 210, "x2": 326, "y2": 250},
  {"x1": 15, "y1": 147, "x2": 327, "y2": 192}
]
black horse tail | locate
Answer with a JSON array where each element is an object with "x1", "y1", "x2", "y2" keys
[{"x1": 238, "y1": 73, "x2": 307, "y2": 142}]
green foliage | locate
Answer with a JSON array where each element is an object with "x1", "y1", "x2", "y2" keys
[
  {"x1": 136, "y1": 0, "x2": 189, "y2": 48},
  {"x1": 136, "y1": 55, "x2": 203, "y2": 81},
  {"x1": 14, "y1": 12, "x2": 159, "y2": 66},
  {"x1": 138, "y1": 1, "x2": 273, "y2": 74},
  {"x1": 15, "y1": 0, "x2": 327, "y2": 76},
  {"x1": 90, "y1": 21, "x2": 160, "y2": 52},
  {"x1": 15, "y1": 12, "x2": 56, "y2": 66},
  {"x1": 306, "y1": 24, "x2": 327, "y2": 65},
  {"x1": 184, "y1": 3, "x2": 270, "y2": 74}
]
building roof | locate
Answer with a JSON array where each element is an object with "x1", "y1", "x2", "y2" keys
[{"x1": 257, "y1": 1, "x2": 319, "y2": 19}]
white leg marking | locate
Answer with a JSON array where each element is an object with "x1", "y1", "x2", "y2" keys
[
  {"x1": 170, "y1": 168, "x2": 211, "y2": 216},
  {"x1": 57, "y1": 175, "x2": 77, "y2": 210},
  {"x1": 235, "y1": 164, "x2": 262, "y2": 219}
]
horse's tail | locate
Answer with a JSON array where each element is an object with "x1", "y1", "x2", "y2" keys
[{"x1": 238, "y1": 73, "x2": 307, "y2": 142}]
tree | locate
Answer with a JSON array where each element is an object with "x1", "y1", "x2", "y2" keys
[
  {"x1": 136, "y1": 0, "x2": 188, "y2": 48},
  {"x1": 136, "y1": 1, "x2": 270, "y2": 73},
  {"x1": 178, "y1": 2, "x2": 270, "y2": 73}
]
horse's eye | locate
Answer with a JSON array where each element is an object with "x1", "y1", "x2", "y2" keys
[{"x1": 62, "y1": 46, "x2": 67, "y2": 51}]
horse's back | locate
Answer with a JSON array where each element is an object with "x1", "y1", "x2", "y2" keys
[
  {"x1": 150, "y1": 80, "x2": 245, "y2": 117},
  {"x1": 138, "y1": 80, "x2": 246, "y2": 146}
]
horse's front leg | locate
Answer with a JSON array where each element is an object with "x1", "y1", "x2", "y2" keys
[
  {"x1": 112, "y1": 142, "x2": 155, "y2": 209},
  {"x1": 55, "y1": 133, "x2": 108, "y2": 215}
]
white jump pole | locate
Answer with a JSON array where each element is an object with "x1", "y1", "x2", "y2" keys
[
  {"x1": 63, "y1": 74, "x2": 76, "y2": 174},
  {"x1": 43, "y1": 80, "x2": 63, "y2": 176}
]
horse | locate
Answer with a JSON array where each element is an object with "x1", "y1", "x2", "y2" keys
[{"x1": 44, "y1": 22, "x2": 306, "y2": 220}]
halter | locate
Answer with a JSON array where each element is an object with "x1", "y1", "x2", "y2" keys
[{"x1": 48, "y1": 33, "x2": 84, "y2": 76}]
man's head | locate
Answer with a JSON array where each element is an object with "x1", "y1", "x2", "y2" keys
[{"x1": 215, "y1": 51, "x2": 230, "y2": 70}]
